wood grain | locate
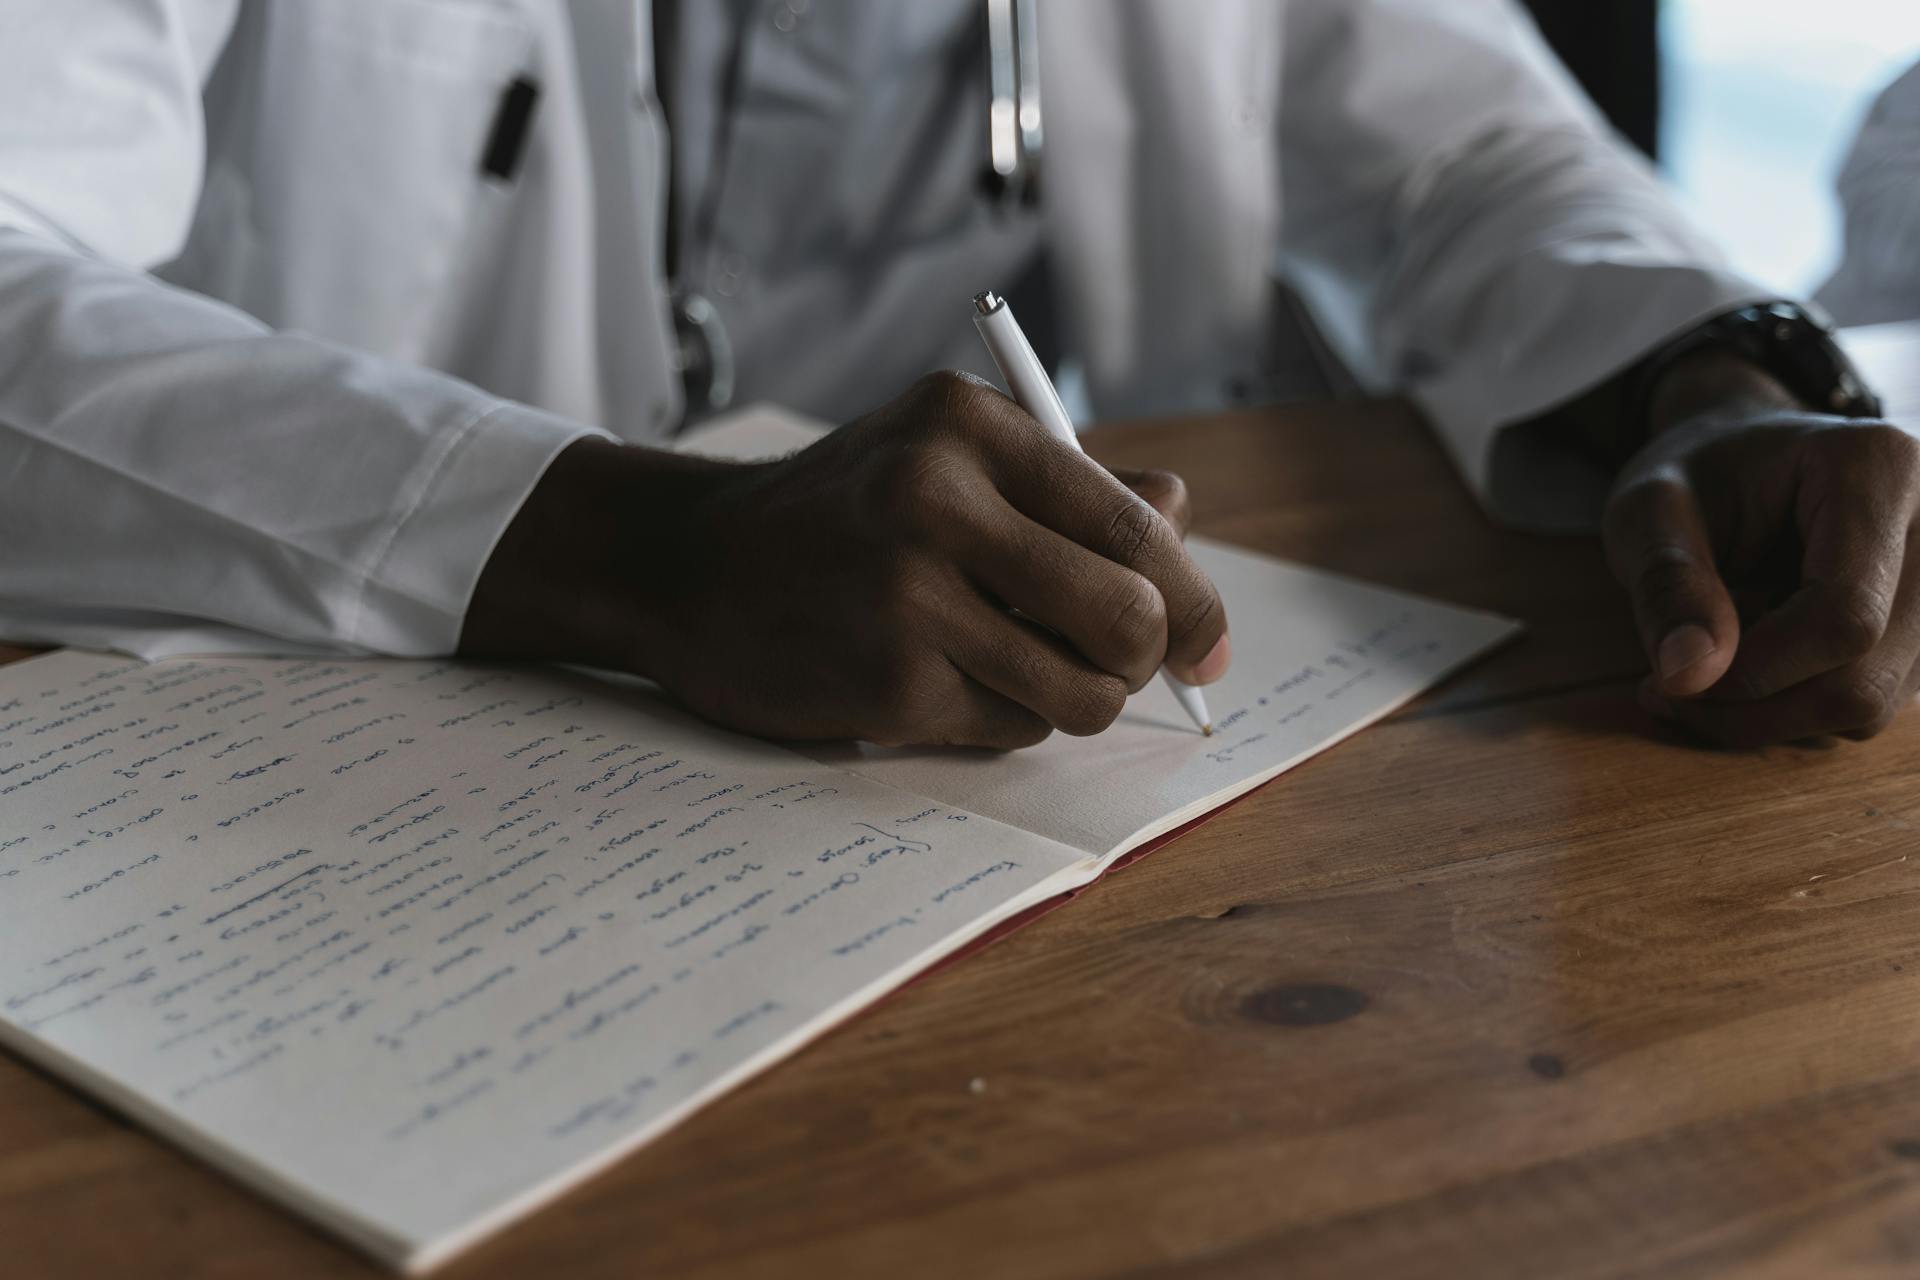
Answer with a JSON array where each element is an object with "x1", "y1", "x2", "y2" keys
[{"x1": 7, "y1": 399, "x2": 1919, "y2": 1279}]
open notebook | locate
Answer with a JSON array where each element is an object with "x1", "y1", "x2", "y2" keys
[{"x1": 0, "y1": 407, "x2": 1516, "y2": 1270}]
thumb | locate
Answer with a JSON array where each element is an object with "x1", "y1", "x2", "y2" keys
[
  {"x1": 1108, "y1": 467, "x2": 1192, "y2": 540},
  {"x1": 1603, "y1": 475, "x2": 1742, "y2": 697}
]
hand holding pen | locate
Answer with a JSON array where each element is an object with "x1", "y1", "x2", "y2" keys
[
  {"x1": 973, "y1": 290, "x2": 1224, "y2": 733},
  {"x1": 471, "y1": 329, "x2": 1230, "y2": 748}
]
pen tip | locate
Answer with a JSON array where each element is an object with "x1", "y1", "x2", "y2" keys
[{"x1": 1202, "y1": 724, "x2": 1213, "y2": 737}]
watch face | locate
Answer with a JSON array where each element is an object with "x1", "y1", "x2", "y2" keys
[{"x1": 1736, "y1": 303, "x2": 1882, "y2": 419}]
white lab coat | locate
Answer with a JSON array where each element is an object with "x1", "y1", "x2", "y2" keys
[
  {"x1": 0, "y1": 0, "x2": 1766, "y2": 661},
  {"x1": 1818, "y1": 59, "x2": 1920, "y2": 327}
]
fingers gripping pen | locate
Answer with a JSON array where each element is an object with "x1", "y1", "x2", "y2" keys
[{"x1": 971, "y1": 290, "x2": 1214, "y2": 735}]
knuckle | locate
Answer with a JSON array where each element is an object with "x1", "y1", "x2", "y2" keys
[
  {"x1": 1831, "y1": 664, "x2": 1903, "y2": 730},
  {"x1": 882, "y1": 448, "x2": 968, "y2": 531},
  {"x1": 1170, "y1": 586, "x2": 1223, "y2": 648},
  {"x1": 912, "y1": 369, "x2": 995, "y2": 434},
  {"x1": 996, "y1": 632, "x2": 1057, "y2": 694},
  {"x1": 1100, "y1": 574, "x2": 1167, "y2": 677},
  {"x1": 875, "y1": 553, "x2": 942, "y2": 613},
  {"x1": 912, "y1": 367, "x2": 979, "y2": 405},
  {"x1": 1820, "y1": 583, "x2": 1892, "y2": 658},
  {"x1": 1143, "y1": 470, "x2": 1192, "y2": 535},
  {"x1": 901, "y1": 445, "x2": 961, "y2": 497},
  {"x1": 1056, "y1": 674, "x2": 1129, "y2": 737},
  {"x1": 1102, "y1": 497, "x2": 1163, "y2": 569}
]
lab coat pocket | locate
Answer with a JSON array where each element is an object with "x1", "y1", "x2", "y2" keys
[{"x1": 182, "y1": 0, "x2": 535, "y2": 364}]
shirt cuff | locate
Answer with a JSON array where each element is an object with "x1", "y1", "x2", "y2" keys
[
  {"x1": 348, "y1": 401, "x2": 612, "y2": 654},
  {"x1": 1413, "y1": 261, "x2": 1774, "y2": 532}
]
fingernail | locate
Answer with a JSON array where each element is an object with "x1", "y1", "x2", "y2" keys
[
  {"x1": 1193, "y1": 633, "x2": 1232, "y2": 685},
  {"x1": 1657, "y1": 625, "x2": 1716, "y2": 683}
]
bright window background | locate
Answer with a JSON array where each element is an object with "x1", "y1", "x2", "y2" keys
[{"x1": 1661, "y1": 0, "x2": 1920, "y2": 296}]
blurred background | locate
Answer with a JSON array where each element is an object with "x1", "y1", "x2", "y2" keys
[{"x1": 1522, "y1": 0, "x2": 1920, "y2": 297}]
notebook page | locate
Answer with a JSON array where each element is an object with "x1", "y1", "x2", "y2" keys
[
  {"x1": 0, "y1": 651, "x2": 1089, "y2": 1268},
  {"x1": 810, "y1": 539, "x2": 1518, "y2": 856}
]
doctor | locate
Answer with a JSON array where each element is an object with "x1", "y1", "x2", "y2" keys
[{"x1": 1, "y1": 0, "x2": 1916, "y2": 749}]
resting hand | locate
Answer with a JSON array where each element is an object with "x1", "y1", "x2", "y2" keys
[
  {"x1": 1605, "y1": 353, "x2": 1920, "y2": 745},
  {"x1": 464, "y1": 371, "x2": 1230, "y2": 747}
]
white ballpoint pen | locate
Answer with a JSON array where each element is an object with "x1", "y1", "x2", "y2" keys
[{"x1": 971, "y1": 290, "x2": 1215, "y2": 736}]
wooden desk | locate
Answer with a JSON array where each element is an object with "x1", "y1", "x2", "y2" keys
[{"x1": 10, "y1": 398, "x2": 1920, "y2": 1279}]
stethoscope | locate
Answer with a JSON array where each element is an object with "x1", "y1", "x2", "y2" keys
[
  {"x1": 662, "y1": 0, "x2": 1045, "y2": 419},
  {"x1": 982, "y1": 0, "x2": 1044, "y2": 207}
]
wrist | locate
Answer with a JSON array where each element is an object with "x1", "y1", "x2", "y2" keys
[
  {"x1": 460, "y1": 437, "x2": 742, "y2": 676},
  {"x1": 1631, "y1": 302, "x2": 1881, "y2": 451},
  {"x1": 1645, "y1": 349, "x2": 1803, "y2": 440}
]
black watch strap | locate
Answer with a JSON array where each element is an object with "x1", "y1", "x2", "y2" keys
[{"x1": 1628, "y1": 302, "x2": 1883, "y2": 452}]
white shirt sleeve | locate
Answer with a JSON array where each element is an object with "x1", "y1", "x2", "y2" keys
[
  {"x1": 1277, "y1": 0, "x2": 1773, "y2": 530},
  {"x1": 0, "y1": 1, "x2": 603, "y2": 660}
]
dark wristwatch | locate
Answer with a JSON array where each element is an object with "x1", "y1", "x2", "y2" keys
[{"x1": 1629, "y1": 301, "x2": 1883, "y2": 450}]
